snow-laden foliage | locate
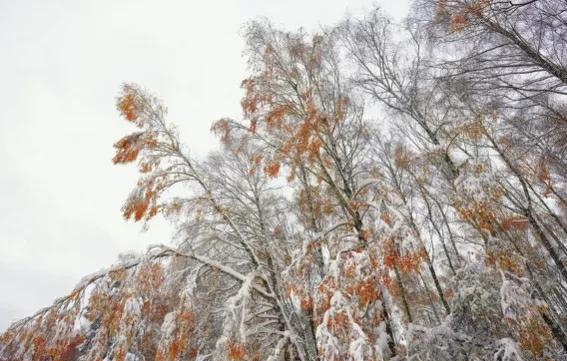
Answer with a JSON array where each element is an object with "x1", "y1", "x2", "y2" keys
[{"x1": 2, "y1": 1, "x2": 567, "y2": 360}]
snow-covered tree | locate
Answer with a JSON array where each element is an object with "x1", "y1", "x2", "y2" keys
[{"x1": 2, "y1": 2, "x2": 567, "y2": 360}]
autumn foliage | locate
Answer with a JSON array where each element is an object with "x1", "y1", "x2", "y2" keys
[{"x1": 3, "y1": 2, "x2": 567, "y2": 361}]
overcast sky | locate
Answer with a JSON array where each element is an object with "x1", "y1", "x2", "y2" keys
[{"x1": 0, "y1": 0, "x2": 409, "y2": 331}]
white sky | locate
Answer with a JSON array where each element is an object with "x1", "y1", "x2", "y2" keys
[{"x1": 0, "y1": 0, "x2": 409, "y2": 330}]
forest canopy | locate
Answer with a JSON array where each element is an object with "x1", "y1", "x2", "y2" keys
[{"x1": 1, "y1": 1, "x2": 566, "y2": 360}]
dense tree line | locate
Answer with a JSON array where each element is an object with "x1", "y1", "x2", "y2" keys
[{"x1": 1, "y1": 1, "x2": 566, "y2": 360}]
